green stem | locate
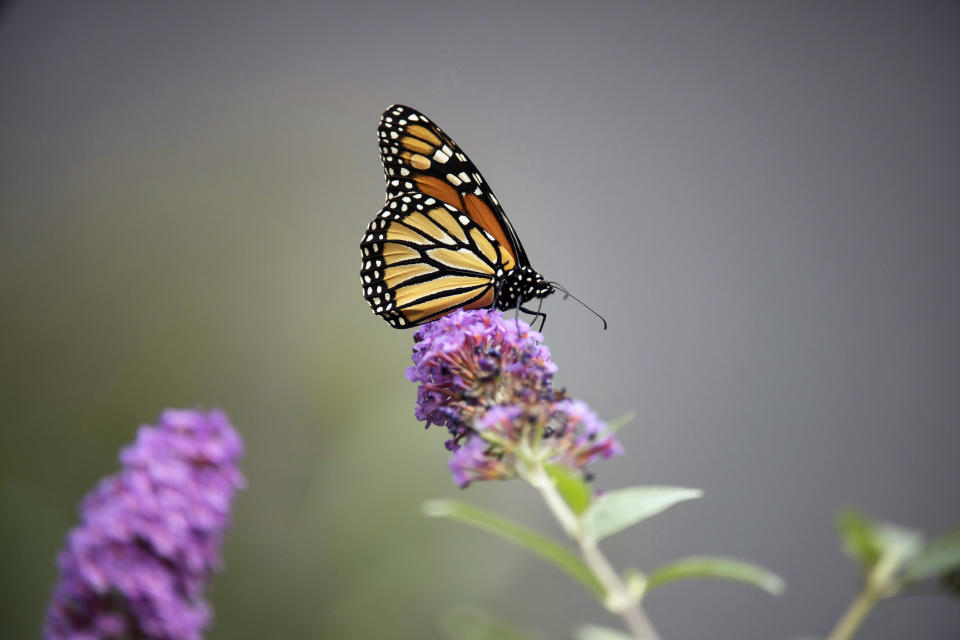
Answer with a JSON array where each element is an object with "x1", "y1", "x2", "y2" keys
[
  {"x1": 825, "y1": 589, "x2": 877, "y2": 640},
  {"x1": 826, "y1": 552, "x2": 900, "y2": 640},
  {"x1": 520, "y1": 458, "x2": 662, "y2": 640}
]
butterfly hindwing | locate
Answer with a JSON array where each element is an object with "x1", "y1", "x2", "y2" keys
[
  {"x1": 377, "y1": 104, "x2": 530, "y2": 267},
  {"x1": 361, "y1": 193, "x2": 516, "y2": 328}
]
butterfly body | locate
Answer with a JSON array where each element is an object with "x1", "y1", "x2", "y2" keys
[{"x1": 361, "y1": 105, "x2": 553, "y2": 328}]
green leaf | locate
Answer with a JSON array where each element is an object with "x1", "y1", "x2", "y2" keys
[
  {"x1": 545, "y1": 463, "x2": 592, "y2": 515},
  {"x1": 874, "y1": 522, "x2": 924, "y2": 566},
  {"x1": 582, "y1": 486, "x2": 702, "y2": 542},
  {"x1": 574, "y1": 625, "x2": 635, "y2": 640},
  {"x1": 836, "y1": 509, "x2": 924, "y2": 573},
  {"x1": 645, "y1": 555, "x2": 785, "y2": 596},
  {"x1": 422, "y1": 499, "x2": 604, "y2": 598},
  {"x1": 837, "y1": 509, "x2": 884, "y2": 569},
  {"x1": 906, "y1": 528, "x2": 960, "y2": 581}
]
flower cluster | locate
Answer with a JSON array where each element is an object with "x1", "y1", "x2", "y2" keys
[
  {"x1": 45, "y1": 409, "x2": 245, "y2": 640},
  {"x1": 406, "y1": 309, "x2": 622, "y2": 487}
]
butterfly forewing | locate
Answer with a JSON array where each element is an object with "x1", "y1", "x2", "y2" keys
[{"x1": 377, "y1": 105, "x2": 530, "y2": 267}]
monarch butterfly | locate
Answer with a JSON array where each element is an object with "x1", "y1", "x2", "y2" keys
[{"x1": 360, "y1": 105, "x2": 557, "y2": 329}]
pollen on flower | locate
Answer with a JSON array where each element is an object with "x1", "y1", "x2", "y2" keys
[{"x1": 407, "y1": 309, "x2": 621, "y2": 487}]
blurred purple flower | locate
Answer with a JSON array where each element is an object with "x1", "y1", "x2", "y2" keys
[
  {"x1": 407, "y1": 309, "x2": 621, "y2": 487},
  {"x1": 44, "y1": 409, "x2": 245, "y2": 640}
]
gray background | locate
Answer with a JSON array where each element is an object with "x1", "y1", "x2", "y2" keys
[{"x1": 2, "y1": 1, "x2": 958, "y2": 638}]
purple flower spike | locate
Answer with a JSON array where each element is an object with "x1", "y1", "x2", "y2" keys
[
  {"x1": 45, "y1": 409, "x2": 245, "y2": 640},
  {"x1": 407, "y1": 309, "x2": 621, "y2": 487}
]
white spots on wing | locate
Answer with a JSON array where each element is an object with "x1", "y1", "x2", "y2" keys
[
  {"x1": 400, "y1": 168, "x2": 409, "y2": 176},
  {"x1": 490, "y1": 194, "x2": 500, "y2": 206},
  {"x1": 433, "y1": 149, "x2": 450, "y2": 163},
  {"x1": 390, "y1": 131, "x2": 398, "y2": 139},
  {"x1": 446, "y1": 173, "x2": 462, "y2": 186},
  {"x1": 473, "y1": 187, "x2": 482, "y2": 196},
  {"x1": 458, "y1": 172, "x2": 471, "y2": 183},
  {"x1": 408, "y1": 114, "x2": 419, "y2": 121},
  {"x1": 458, "y1": 215, "x2": 470, "y2": 225}
]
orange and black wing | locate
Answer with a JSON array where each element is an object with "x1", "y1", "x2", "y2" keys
[
  {"x1": 361, "y1": 193, "x2": 517, "y2": 328},
  {"x1": 377, "y1": 104, "x2": 531, "y2": 268}
]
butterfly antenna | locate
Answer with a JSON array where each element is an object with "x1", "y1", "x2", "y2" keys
[{"x1": 548, "y1": 282, "x2": 608, "y2": 330}]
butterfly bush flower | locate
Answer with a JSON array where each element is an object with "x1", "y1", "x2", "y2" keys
[
  {"x1": 44, "y1": 409, "x2": 245, "y2": 640},
  {"x1": 407, "y1": 309, "x2": 622, "y2": 487}
]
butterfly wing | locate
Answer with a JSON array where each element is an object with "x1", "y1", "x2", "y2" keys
[
  {"x1": 361, "y1": 193, "x2": 517, "y2": 327},
  {"x1": 377, "y1": 104, "x2": 531, "y2": 268}
]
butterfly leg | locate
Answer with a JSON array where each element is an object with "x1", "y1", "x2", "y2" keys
[
  {"x1": 535, "y1": 296, "x2": 546, "y2": 331},
  {"x1": 519, "y1": 305, "x2": 548, "y2": 332}
]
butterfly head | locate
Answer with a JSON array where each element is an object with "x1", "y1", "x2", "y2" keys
[{"x1": 495, "y1": 266, "x2": 554, "y2": 311}]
